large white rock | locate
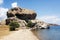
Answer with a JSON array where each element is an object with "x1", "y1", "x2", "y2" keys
[{"x1": 30, "y1": 20, "x2": 49, "y2": 29}]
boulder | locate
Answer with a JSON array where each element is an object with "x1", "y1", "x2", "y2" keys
[
  {"x1": 18, "y1": 20, "x2": 27, "y2": 27},
  {"x1": 7, "y1": 7, "x2": 37, "y2": 21}
]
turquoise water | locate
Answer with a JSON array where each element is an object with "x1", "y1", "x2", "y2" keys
[{"x1": 36, "y1": 26, "x2": 60, "y2": 40}]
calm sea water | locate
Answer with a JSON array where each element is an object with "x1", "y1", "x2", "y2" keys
[{"x1": 34, "y1": 26, "x2": 60, "y2": 40}]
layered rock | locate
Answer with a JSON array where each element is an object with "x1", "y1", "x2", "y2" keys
[{"x1": 7, "y1": 7, "x2": 37, "y2": 21}]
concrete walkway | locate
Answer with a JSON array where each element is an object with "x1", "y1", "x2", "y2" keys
[{"x1": 0, "y1": 29, "x2": 39, "y2": 40}]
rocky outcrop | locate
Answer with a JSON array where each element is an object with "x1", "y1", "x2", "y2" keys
[
  {"x1": 17, "y1": 20, "x2": 27, "y2": 27},
  {"x1": 7, "y1": 7, "x2": 37, "y2": 21},
  {"x1": 34, "y1": 22, "x2": 49, "y2": 29},
  {"x1": 5, "y1": 7, "x2": 49, "y2": 29},
  {"x1": 29, "y1": 20, "x2": 50, "y2": 29},
  {"x1": 5, "y1": 17, "x2": 27, "y2": 27}
]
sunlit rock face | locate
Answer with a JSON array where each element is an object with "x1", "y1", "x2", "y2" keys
[
  {"x1": 29, "y1": 20, "x2": 49, "y2": 29},
  {"x1": 7, "y1": 7, "x2": 37, "y2": 21}
]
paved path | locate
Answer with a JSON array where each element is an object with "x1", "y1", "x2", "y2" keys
[{"x1": 0, "y1": 29, "x2": 39, "y2": 40}]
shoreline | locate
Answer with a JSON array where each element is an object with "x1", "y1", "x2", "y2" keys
[
  {"x1": 31, "y1": 29, "x2": 42, "y2": 40},
  {"x1": 0, "y1": 29, "x2": 39, "y2": 40}
]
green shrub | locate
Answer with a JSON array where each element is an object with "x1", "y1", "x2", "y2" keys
[
  {"x1": 27, "y1": 21, "x2": 33, "y2": 28},
  {"x1": 9, "y1": 21, "x2": 20, "y2": 31}
]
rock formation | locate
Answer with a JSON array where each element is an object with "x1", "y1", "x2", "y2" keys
[
  {"x1": 6, "y1": 7, "x2": 49, "y2": 29},
  {"x1": 29, "y1": 20, "x2": 49, "y2": 29},
  {"x1": 7, "y1": 7, "x2": 37, "y2": 22}
]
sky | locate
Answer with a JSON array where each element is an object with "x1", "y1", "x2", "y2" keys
[{"x1": 0, "y1": 0, "x2": 60, "y2": 24}]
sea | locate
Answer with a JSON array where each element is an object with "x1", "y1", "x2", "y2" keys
[{"x1": 33, "y1": 26, "x2": 60, "y2": 40}]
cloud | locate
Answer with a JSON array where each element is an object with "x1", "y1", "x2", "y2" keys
[
  {"x1": 11, "y1": 2, "x2": 18, "y2": 7},
  {"x1": 39, "y1": 16, "x2": 60, "y2": 24},
  {"x1": 0, "y1": 0, "x2": 3, "y2": 4},
  {"x1": 0, "y1": 7, "x2": 8, "y2": 21}
]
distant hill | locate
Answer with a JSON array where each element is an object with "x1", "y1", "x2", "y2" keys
[{"x1": 48, "y1": 23, "x2": 60, "y2": 26}]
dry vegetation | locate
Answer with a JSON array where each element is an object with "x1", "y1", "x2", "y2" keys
[{"x1": 0, "y1": 25, "x2": 10, "y2": 38}]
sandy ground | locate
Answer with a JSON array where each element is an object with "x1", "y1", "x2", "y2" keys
[{"x1": 0, "y1": 29, "x2": 39, "y2": 40}]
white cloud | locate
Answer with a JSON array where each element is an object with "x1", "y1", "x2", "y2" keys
[
  {"x1": 38, "y1": 16, "x2": 60, "y2": 24},
  {"x1": 11, "y1": 2, "x2": 18, "y2": 7},
  {"x1": 0, "y1": 7, "x2": 8, "y2": 21},
  {"x1": 0, "y1": 0, "x2": 3, "y2": 4}
]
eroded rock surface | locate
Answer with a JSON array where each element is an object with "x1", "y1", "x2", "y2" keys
[{"x1": 7, "y1": 7, "x2": 37, "y2": 21}]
